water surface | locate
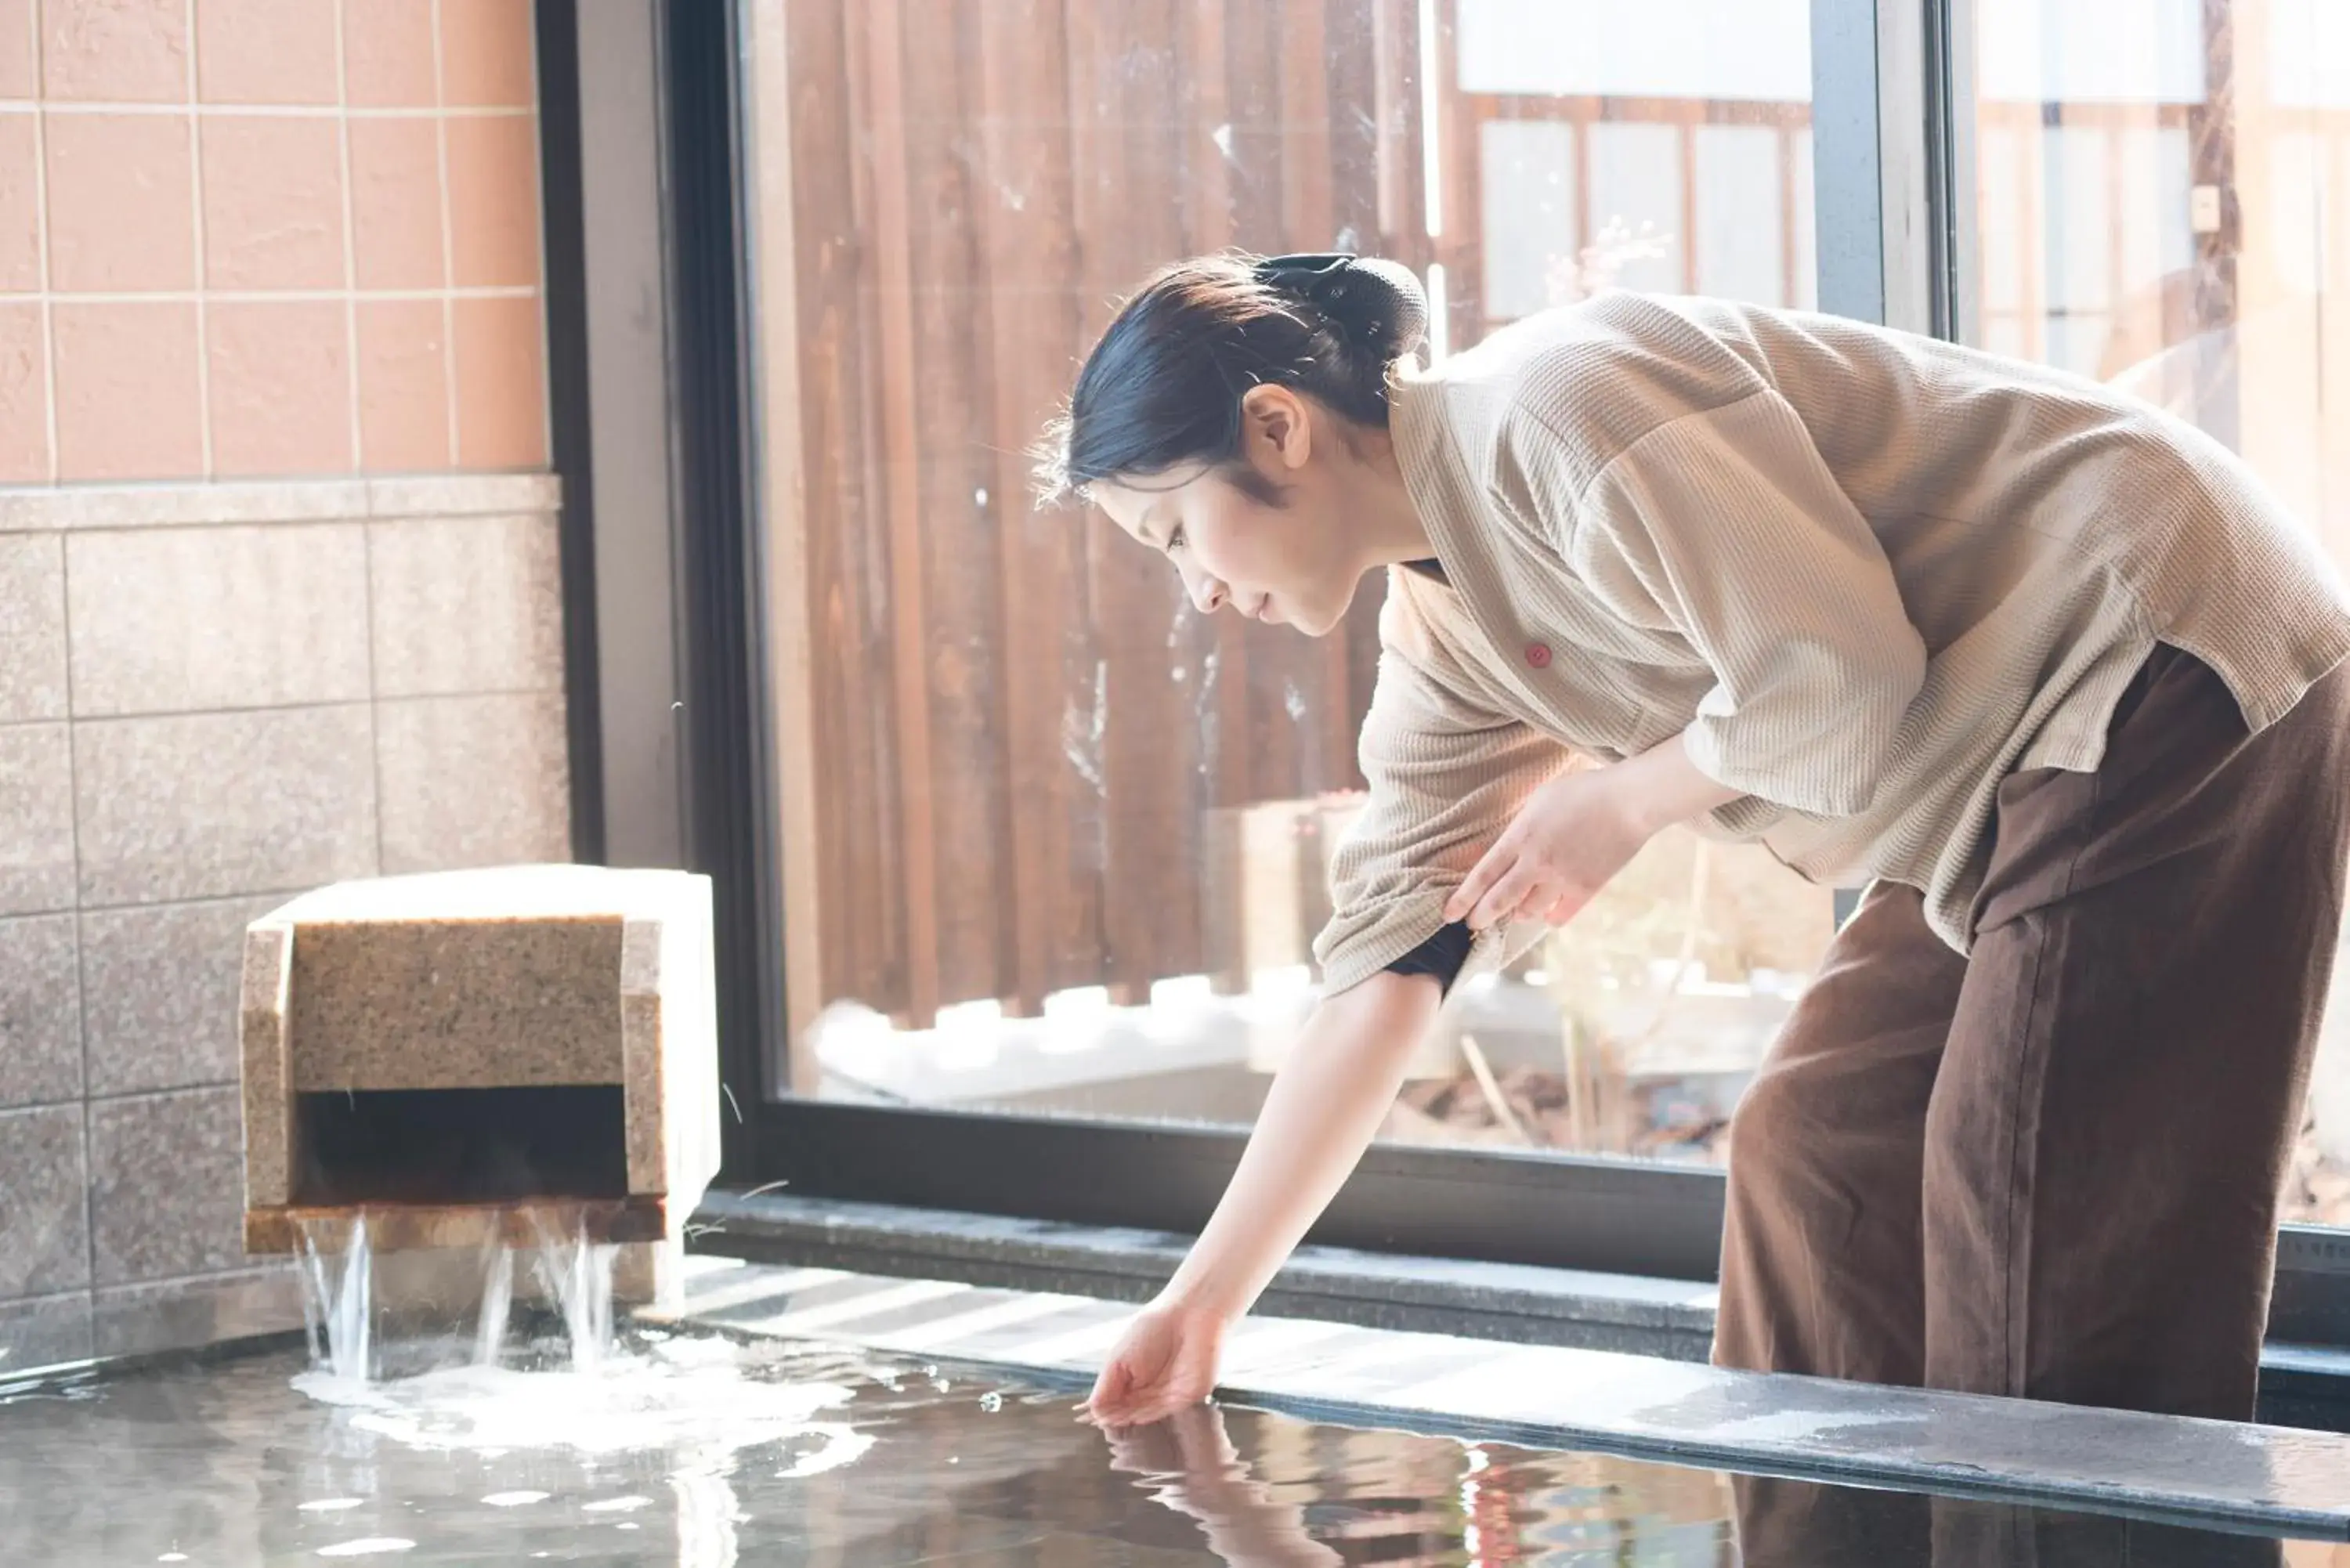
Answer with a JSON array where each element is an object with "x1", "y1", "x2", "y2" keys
[{"x1": 0, "y1": 1328, "x2": 2318, "y2": 1565}]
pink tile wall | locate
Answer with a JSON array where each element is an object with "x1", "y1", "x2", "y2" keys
[{"x1": 0, "y1": 0, "x2": 549, "y2": 484}]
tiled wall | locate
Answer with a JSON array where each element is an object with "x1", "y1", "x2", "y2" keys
[
  {"x1": 0, "y1": 478, "x2": 572, "y2": 1368},
  {"x1": 0, "y1": 0, "x2": 549, "y2": 482},
  {"x1": 0, "y1": 0, "x2": 569, "y2": 1372}
]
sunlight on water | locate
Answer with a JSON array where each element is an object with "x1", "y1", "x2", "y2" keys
[{"x1": 313, "y1": 1541, "x2": 414, "y2": 1558}]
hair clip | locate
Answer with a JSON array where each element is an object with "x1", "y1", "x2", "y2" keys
[{"x1": 1254, "y1": 252, "x2": 1356, "y2": 284}]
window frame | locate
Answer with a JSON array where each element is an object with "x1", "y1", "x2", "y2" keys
[{"x1": 551, "y1": 0, "x2": 2350, "y2": 1351}]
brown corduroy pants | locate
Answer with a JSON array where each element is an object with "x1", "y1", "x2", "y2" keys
[{"x1": 1713, "y1": 641, "x2": 2350, "y2": 1422}]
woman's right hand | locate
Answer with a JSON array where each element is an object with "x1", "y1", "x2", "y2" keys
[
  {"x1": 1083, "y1": 1297, "x2": 1231, "y2": 1427},
  {"x1": 1082, "y1": 973, "x2": 1443, "y2": 1429}
]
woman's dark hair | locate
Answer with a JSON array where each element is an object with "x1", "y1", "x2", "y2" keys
[{"x1": 1036, "y1": 251, "x2": 1428, "y2": 507}]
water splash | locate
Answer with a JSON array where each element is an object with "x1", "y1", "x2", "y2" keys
[{"x1": 295, "y1": 1335, "x2": 858, "y2": 1461}]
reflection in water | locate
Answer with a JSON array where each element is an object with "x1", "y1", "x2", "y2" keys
[
  {"x1": 1105, "y1": 1405, "x2": 1342, "y2": 1566},
  {"x1": 1115, "y1": 1403, "x2": 2298, "y2": 1566},
  {"x1": 1733, "y1": 1474, "x2": 2287, "y2": 1567},
  {"x1": 0, "y1": 1333, "x2": 2325, "y2": 1565}
]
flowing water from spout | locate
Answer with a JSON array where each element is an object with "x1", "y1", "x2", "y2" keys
[
  {"x1": 295, "y1": 1207, "x2": 619, "y2": 1382},
  {"x1": 297, "y1": 1215, "x2": 372, "y2": 1382},
  {"x1": 529, "y1": 1212, "x2": 616, "y2": 1371},
  {"x1": 472, "y1": 1242, "x2": 513, "y2": 1369}
]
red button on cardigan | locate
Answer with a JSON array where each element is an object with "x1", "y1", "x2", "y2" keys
[{"x1": 1524, "y1": 641, "x2": 1553, "y2": 669}]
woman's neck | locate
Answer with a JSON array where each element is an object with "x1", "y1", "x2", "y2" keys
[{"x1": 1346, "y1": 430, "x2": 1438, "y2": 568}]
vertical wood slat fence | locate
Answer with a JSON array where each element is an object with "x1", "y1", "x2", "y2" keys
[
  {"x1": 763, "y1": 1, "x2": 1820, "y2": 1041},
  {"x1": 771, "y1": 0, "x2": 1430, "y2": 1033}
]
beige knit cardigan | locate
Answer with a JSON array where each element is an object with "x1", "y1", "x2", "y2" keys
[{"x1": 1313, "y1": 291, "x2": 2350, "y2": 1000}]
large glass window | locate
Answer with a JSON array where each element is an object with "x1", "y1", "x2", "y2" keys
[
  {"x1": 738, "y1": 0, "x2": 1827, "y2": 1171},
  {"x1": 1961, "y1": 0, "x2": 2350, "y2": 1227}
]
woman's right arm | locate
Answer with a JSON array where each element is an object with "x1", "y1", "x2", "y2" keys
[
  {"x1": 1086, "y1": 604, "x2": 1563, "y2": 1428},
  {"x1": 1084, "y1": 968, "x2": 1441, "y2": 1426}
]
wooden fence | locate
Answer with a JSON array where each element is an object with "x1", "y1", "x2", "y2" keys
[{"x1": 753, "y1": 0, "x2": 1817, "y2": 1043}]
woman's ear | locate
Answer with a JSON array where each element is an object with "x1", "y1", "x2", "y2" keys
[{"x1": 1240, "y1": 385, "x2": 1314, "y2": 472}]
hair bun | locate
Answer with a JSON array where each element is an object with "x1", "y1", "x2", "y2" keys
[{"x1": 1256, "y1": 253, "x2": 1427, "y2": 361}]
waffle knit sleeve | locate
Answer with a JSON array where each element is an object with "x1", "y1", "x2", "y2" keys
[
  {"x1": 1313, "y1": 640, "x2": 1569, "y2": 999},
  {"x1": 1560, "y1": 389, "x2": 1928, "y2": 817}
]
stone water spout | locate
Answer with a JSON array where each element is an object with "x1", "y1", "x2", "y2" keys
[{"x1": 237, "y1": 865, "x2": 721, "y2": 1304}]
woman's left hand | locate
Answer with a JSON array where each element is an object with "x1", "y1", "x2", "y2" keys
[{"x1": 1444, "y1": 764, "x2": 1654, "y2": 932}]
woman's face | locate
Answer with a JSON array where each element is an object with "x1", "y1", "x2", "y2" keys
[{"x1": 1089, "y1": 388, "x2": 1366, "y2": 638}]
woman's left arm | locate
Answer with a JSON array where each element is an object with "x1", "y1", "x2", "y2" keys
[
  {"x1": 1445, "y1": 730, "x2": 1742, "y2": 931},
  {"x1": 1610, "y1": 728, "x2": 1752, "y2": 834}
]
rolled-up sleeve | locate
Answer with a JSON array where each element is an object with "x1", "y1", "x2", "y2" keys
[
  {"x1": 1559, "y1": 389, "x2": 1927, "y2": 818},
  {"x1": 1313, "y1": 634, "x2": 1568, "y2": 999}
]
